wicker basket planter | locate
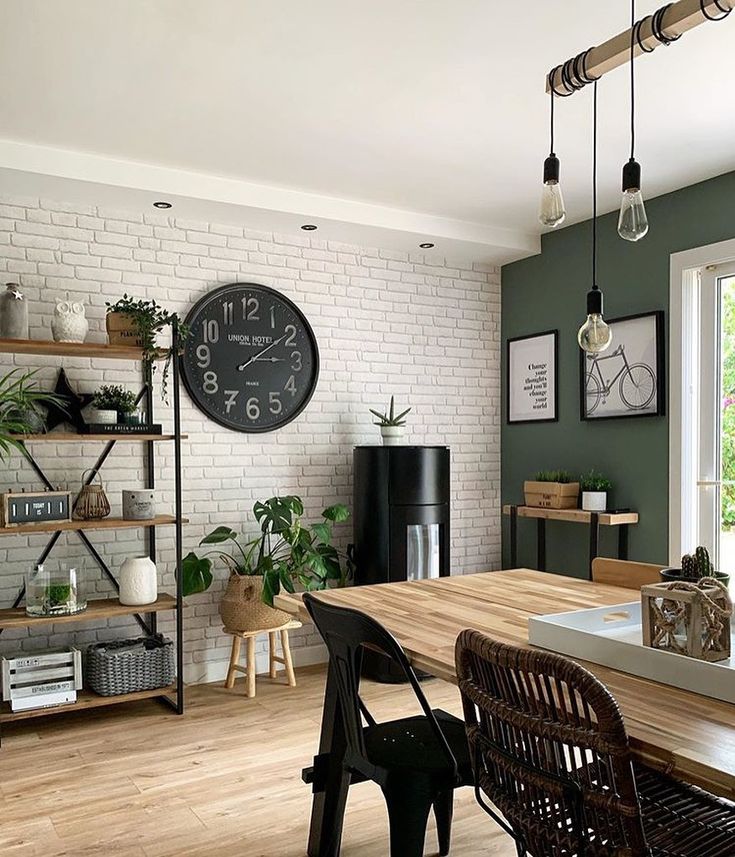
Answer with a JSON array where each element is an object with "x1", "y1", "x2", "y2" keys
[
  {"x1": 106, "y1": 311, "x2": 144, "y2": 347},
  {"x1": 86, "y1": 634, "x2": 174, "y2": 696},
  {"x1": 219, "y1": 573, "x2": 290, "y2": 633}
]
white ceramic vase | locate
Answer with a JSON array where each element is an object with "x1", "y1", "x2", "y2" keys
[
  {"x1": 581, "y1": 491, "x2": 607, "y2": 512},
  {"x1": 119, "y1": 556, "x2": 158, "y2": 606},
  {"x1": 380, "y1": 425, "x2": 405, "y2": 446}
]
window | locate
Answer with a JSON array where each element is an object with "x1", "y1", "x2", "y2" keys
[{"x1": 670, "y1": 239, "x2": 735, "y2": 566}]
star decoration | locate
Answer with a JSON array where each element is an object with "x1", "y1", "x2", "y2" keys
[
  {"x1": 6, "y1": 283, "x2": 24, "y2": 301},
  {"x1": 45, "y1": 369, "x2": 94, "y2": 432}
]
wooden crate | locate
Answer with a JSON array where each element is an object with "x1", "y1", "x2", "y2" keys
[
  {"x1": 523, "y1": 480, "x2": 580, "y2": 510},
  {"x1": 2, "y1": 648, "x2": 83, "y2": 712},
  {"x1": 1, "y1": 490, "x2": 72, "y2": 527},
  {"x1": 641, "y1": 581, "x2": 732, "y2": 663}
]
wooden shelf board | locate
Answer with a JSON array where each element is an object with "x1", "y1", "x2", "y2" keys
[
  {"x1": 0, "y1": 685, "x2": 177, "y2": 723},
  {"x1": 19, "y1": 433, "x2": 186, "y2": 442},
  {"x1": 0, "y1": 515, "x2": 187, "y2": 537},
  {"x1": 0, "y1": 338, "x2": 147, "y2": 360},
  {"x1": 0, "y1": 593, "x2": 177, "y2": 630},
  {"x1": 502, "y1": 505, "x2": 638, "y2": 526}
]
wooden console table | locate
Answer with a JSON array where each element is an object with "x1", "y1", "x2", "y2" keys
[{"x1": 502, "y1": 505, "x2": 639, "y2": 578}]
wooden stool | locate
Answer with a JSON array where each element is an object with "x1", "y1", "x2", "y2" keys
[{"x1": 223, "y1": 620, "x2": 301, "y2": 698}]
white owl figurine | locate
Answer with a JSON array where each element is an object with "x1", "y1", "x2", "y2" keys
[{"x1": 51, "y1": 298, "x2": 89, "y2": 343}]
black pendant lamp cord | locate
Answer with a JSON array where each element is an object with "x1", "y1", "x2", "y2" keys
[
  {"x1": 592, "y1": 80, "x2": 598, "y2": 290},
  {"x1": 550, "y1": 87, "x2": 555, "y2": 154},
  {"x1": 629, "y1": 0, "x2": 636, "y2": 160}
]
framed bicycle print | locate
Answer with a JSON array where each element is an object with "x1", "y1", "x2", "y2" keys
[
  {"x1": 507, "y1": 329, "x2": 558, "y2": 423},
  {"x1": 579, "y1": 310, "x2": 665, "y2": 421}
]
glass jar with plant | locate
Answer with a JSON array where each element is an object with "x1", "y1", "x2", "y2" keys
[
  {"x1": 370, "y1": 396, "x2": 411, "y2": 446},
  {"x1": 105, "y1": 295, "x2": 189, "y2": 401},
  {"x1": 524, "y1": 469, "x2": 580, "y2": 510},
  {"x1": 579, "y1": 469, "x2": 612, "y2": 512},
  {"x1": 0, "y1": 368, "x2": 67, "y2": 454},
  {"x1": 91, "y1": 384, "x2": 139, "y2": 425},
  {"x1": 182, "y1": 495, "x2": 352, "y2": 632}
]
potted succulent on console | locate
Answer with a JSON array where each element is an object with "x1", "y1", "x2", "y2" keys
[
  {"x1": 580, "y1": 470, "x2": 612, "y2": 512},
  {"x1": 182, "y1": 495, "x2": 353, "y2": 632},
  {"x1": 524, "y1": 470, "x2": 580, "y2": 510},
  {"x1": 370, "y1": 396, "x2": 411, "y2": 446},
  {"x1": 662, "y1": 546, "x2": 730, "y2": 586},
  {"x1": 105, "y1": 295, "x2": 189, "y2": 402},
  {"x1": 88, "y1": 385, "x2": 138, "y2": 426}
]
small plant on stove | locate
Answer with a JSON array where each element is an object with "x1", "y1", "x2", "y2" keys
[{"x1": 370, "y1": 396, "x2": 411, "y2": 427}]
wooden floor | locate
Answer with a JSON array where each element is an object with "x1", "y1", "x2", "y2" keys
[{"x1": 0, "y1": 666, "x2": 515, "y2": 857}]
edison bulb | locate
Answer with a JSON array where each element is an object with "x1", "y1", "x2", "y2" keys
[
  {"x1": 539, "y1": 154, "x2": 566, "y2": 227},
  {"x1": 577, "y1": 313, "x2": 612, "y2": 354},
  {"x1": 618, "y1": 188, "x2": 648, "y2": 241}
]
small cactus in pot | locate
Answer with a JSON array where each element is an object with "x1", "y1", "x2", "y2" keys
[
  {"x1": 370, "y1": 396, "x2": 411, "y2": 446},
  {"x1": 662, "y1": 545, "x2": 730, "y2": 585}
]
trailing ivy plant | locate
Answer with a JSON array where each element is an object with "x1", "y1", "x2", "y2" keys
[
  {"x1": 105, "y1": 295, "x2": 190, "y2": 402},
  {"x1": 182, "y1": 495, "x2": 353, "y2": 606},
  {"x1": 0, "y1": 369, "x2": 67, "y2": 459}
]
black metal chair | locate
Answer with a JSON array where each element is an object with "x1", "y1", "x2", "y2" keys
[{"x1": 304, "y1": 593, "x2": 472, "y2": 857}]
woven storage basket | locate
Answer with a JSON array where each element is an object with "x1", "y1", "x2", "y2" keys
[
  {"x1": 219, "y1": 573, "x2": 290, "y2": 633},
  {"x1": 86, "y1": 634, "x2": 174, "y2": 696}
]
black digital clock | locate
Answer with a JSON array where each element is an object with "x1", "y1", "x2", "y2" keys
[{"x1": 181, "y1": 283, "x2": 319, "y2": 432}]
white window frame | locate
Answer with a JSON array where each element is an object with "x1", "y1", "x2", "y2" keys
[{"x1": 669, "y1": 237, "x2": 735, "y2": 564}]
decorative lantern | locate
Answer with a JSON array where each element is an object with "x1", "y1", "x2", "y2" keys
[
  {"x1": 72, "y1": 470, "x2": 111, "y2": 521},
  {"x1": 641, "y1": 578, "x2": 732, "y2": 663}
]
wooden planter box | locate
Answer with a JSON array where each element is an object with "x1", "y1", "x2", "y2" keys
[
  {"x1": 523, "y1": 480, "x2": 579, "y2": 510},
  {"x1": 106, "y1": 312, "x2": 143, "y2": 347}
]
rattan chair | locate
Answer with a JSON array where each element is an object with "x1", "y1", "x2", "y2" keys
[{"x1": 455, "y1": 629, "x2": 735, "y2": 857}]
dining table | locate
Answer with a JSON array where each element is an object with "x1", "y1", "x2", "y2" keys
[{"x1": 274, "y1": 568, "x2": 735, "y2": 857}]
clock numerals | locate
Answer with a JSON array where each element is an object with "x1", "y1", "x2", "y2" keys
[
  {"x1": 203, "y1": 371, "x2": 219, "y2": 395},
  {"x1": 291, "y1": 350, "x2": 302, "y2": 371},
  {"x1": 285, "y1": 375, "x2": 297, "y2": 397},
  {"x1": 203, "y1": 319, "x2": 219, "y2": 344},
  {"x1": 269, "y1": 392, "x2": 282, "y2": 415},
  {"x1": 242, "y1": 296, "x2": 259, "y2": 321},
  {"x1": 270, "y1": 305, "x2": 276, "y2": 329},
  {"x1": 224, "y1": 389, "x2": 238, "y2": 414},
  {"x1": 284, "y1": 324, "x2": 297, "y2": 346},
  {"x1": 223, "y1": 301, "x2": 234, "y2": 325},
  {"x1": 196, "y1": 344, "x2": 210, "y2": 368},
  {"x1": 246, "y1": 397, "x2": 260, "y2": 420}
]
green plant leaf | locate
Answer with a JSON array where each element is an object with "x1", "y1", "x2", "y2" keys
[
  {"x1": 200, "y1": 526, "x2": 238, "y2": 545},
  {"x1": 322, "y1": 504, "x2": 349, "y2": 523},
  {"x1": 278, "y1": 564, "x2": 296, "y2": 594},
  {"x1": 317, "y1": 544, "x2": 343, "y2": 579},
  {"x1": 181, "y1": 553, "x2": 213, "y2": 596},
  {"x1": 312, "y1": 522, "x2": 332, "y2": 544},
  {"x1": 261, "y1": 567, "x2": 279, "y2": 606},
  {"x1": 253, "y1": 495, "x2": 303, "y2": 533}
]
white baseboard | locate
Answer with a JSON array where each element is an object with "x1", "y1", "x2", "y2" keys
[{"x1": 183, "y1": 641, "x2": 327, "y2": 686}]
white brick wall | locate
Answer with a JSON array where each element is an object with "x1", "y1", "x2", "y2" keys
[{"x1": 0, "y1": 193, "x2": 501, "y2": 684}]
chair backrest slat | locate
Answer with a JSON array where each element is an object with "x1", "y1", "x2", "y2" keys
[
  {"x1": 591, "y1": 557, "x2": 664, "y2": 589},
  {"x1": 455, "y1": 629, "x2": 650, "y2": 856}
]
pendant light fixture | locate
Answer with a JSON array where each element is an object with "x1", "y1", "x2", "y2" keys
[
  {"x1": 578, "y1": 81, "x2": 613, "y2": 354},
  {"x1": 539, "y1": 85, "x2": 566, "y2": 227},
  {"x1": 618, "y1": 0, "x2": 649, "y2": 241}
]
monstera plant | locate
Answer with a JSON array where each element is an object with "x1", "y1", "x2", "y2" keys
[{"x1": 182, "y1": 496, "x2": 352, "y2": 630}]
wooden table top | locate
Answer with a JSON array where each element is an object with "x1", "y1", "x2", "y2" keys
[{"x1": 275, "y1": 569, "x2": 735, "y2": 800}]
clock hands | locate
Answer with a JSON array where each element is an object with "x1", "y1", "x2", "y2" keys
[
  {"x1": 253, "y1": 356, "x2": 285, "y2": 363},
  {"x1": 236, "y1": 334, "x2": 288, "y2": 371}
]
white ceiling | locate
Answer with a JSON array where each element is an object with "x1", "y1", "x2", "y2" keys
[{"x1": 1, "y1": 0, "x2": 733, "y2": 262}]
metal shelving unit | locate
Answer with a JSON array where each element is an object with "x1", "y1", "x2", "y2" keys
[{"x1": 0, "y1": 334, "x2": 185, "y2": 729}]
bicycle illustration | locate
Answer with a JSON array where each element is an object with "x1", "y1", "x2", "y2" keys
[{"x1": 584, "y1": 345, "x2": 656, "y2": 415}]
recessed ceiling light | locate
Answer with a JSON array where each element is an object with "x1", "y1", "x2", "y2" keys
[
  {"x1": 301, "y1": 224, "x2": 318, "y2": 231},
  {"x1": 153, "y1": 201, "x2": 172, "y2": 209},
  {"x1": 419, "y1": 242, "x2": 435, "y2": 249}
]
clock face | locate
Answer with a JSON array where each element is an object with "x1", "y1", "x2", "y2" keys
[{"x1": 181, "y1": 283, "x2": 319, "y2": 432}]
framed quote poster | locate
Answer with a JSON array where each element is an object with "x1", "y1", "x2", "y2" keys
[
  {"x1": 579, "y1": 310, "x2": 665, "y2": 420},
  {"x1": 507, "y1": 330, "x2": 558, "y2": 424}
]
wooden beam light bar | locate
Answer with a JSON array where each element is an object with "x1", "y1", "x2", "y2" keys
[{"x1": 547, "y1": 0, "x2": 734, "y2": 94}]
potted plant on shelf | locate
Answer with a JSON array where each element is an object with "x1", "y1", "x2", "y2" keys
[
  {"x1": 661, "y1": 546, "x2": 730, "y2": 586},
  {"x1": 0, "y1": 369, "x2": 67, "y2": 454},
  {"x1": 370, "y1": 396, "x2": 411, "y2": 446},
  {"x1": 524, "y1": 470, "x2": 580, "y2": 510},
  {"x1": 105, "y1": 295, "x2": 189, "y2": 401},
  {"x1": 579, "y1": 470, "x2": 612, "y2": 512},
  {"x1": 88, "y1": 385, "x2": 138, "y2": 426},
  {"x1": 182, "y1": 495, "x2": 353, "y2": 632}
]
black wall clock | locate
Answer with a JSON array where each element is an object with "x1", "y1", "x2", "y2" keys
[{"x1": 181, "y1": 283, "x2": 319, "y2": 432}]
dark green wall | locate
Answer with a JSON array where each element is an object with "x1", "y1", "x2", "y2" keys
[{"x1": 501, "y1": 170, "x2": 735, "y2": 578}]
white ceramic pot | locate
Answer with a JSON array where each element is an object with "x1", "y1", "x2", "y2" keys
[
  {"x1": 582, "y1": 491, "x2": 607, "y2": 512},
  {"x1": 86, "y1": 408, "x2": 117, "y2": 425},
  {"x1": 119, "y1": 556, "x2": 158, "y2": 606},
  {"x1": 122, "y1": 489, "x2": 155, "y2": 521},
  {"x1": 380, "y1": 425, "x2": 405, "y2": 446}
]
